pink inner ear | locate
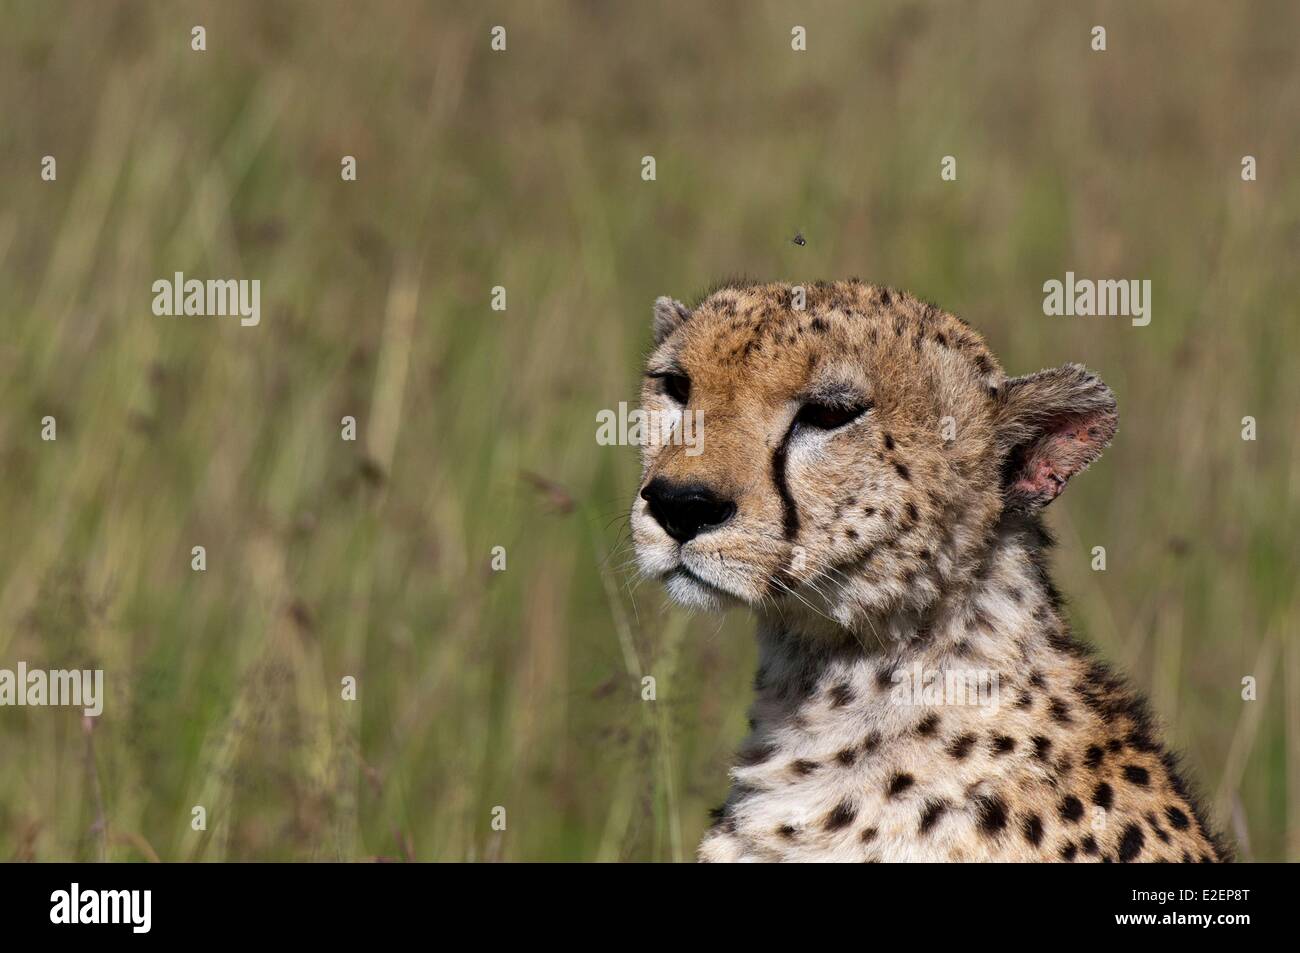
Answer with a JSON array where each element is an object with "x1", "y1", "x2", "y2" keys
[{"x1": 1009, "y1": 416, "x2": 1113, "y2": 505}]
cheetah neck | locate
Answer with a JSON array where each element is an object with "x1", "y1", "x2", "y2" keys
[
  {"x1": 705, "y1": 517, "x2": 1223, "y2": 862},
  {"x1": 754, "y1": 517, "x2": 1054, "y2": 697},
  {"x1": 732, "y1": 517, "x2": 1072, "y2": 834}
]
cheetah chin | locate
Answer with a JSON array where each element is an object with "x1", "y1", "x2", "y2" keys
[{"x1": 629, "y1": 279, "x2": 1227, "y2": 863}]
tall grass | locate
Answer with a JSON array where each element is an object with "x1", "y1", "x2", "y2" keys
[{"x1": 0, "y1": 0, "x2": 1295, "y2": 861}]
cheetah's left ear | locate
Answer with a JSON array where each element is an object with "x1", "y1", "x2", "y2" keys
[
  {"x1": 994, "y1": 363, "x2": 1118, "y2": 511},
  {"x1": 653, "y1": 296, "x2": 691, "y2": 344}
]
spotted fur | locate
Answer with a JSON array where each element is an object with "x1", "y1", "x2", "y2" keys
[{"x1": 631, "y1": 280, "x2": 1226, "y2": 863}]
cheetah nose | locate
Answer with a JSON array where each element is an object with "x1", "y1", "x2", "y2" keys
[{"x1": 641, "y1": 477, "x2": 737, "y2": 543}]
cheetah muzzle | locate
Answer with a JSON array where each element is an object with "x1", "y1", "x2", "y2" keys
[{"x1": 630, "y1": 279, "x2": 1225, "y2": 863}]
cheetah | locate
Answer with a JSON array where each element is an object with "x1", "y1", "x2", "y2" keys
[{"x1": 630, "y1": 279, "x2": 1226, "y2": 863}]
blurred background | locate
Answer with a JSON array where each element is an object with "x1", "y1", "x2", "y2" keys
[{"x1": 0, "y1": 0, "x2": 1295, "y2": 862}]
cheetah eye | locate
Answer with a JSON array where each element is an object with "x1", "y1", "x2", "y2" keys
[
  {"x1": 795, "y1": 400, "x2": 872, "y2": 431},
  {"x1": 657, "y1": 373, "x2": 691, "y2": 404}
]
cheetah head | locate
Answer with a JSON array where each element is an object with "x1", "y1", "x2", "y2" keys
[{"x1": 630, "y1": 280, "x2": 1117, "y2": 638}]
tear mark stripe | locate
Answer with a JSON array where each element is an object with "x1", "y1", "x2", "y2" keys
[{"x1": 771, "y1": 428, "x2": 801, "y2": 540}]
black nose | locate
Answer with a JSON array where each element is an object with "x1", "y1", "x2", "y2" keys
[{"x1": 641, "y1": 478, "x2": 736, "y2": 543}]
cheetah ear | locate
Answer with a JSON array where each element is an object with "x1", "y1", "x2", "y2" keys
[
  {"x1": 653, "y1": 296, "x2": 691, "y2": 344},
  {"x1": 995, "y1": 363, "x2": 1118, "y2": 511}
]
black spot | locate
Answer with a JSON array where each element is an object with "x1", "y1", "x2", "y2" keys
[
  {"x1": 883, "y1": 433, "x2": 895, "y2": 450},
  {"x1": 1032, "y1": 736, "x2": 1052, "y2": 761},
  {"x1": 1081, "y1": 834, "x2": 1099, "y2": 855},
  {"x1": 1022, "y1": 813, "x2": 1044, "y2": 846},
  {"x1": 791, "y1": 759, "x2": 818, "y2": 776},
  {"x1": 1106, "y1": 738, "x2": 1124, "y2": 753},
  {"x1": 1075, "y1": 685, "x2": 1107, "y2": 715},
  {"x1": 829, "y1": 682, "x2": 854, "y2": 708},
  {"x1": 1048, "y1": 697, "x2": 1072, "y2": 724},
  {"x1": 836, "y1": 747, "x2": 857, "y2": 766},
  {"x1": 1127, "y1": 729, "x2": 1159, "y2": 753},
  {"x1": 860, "y1": 826, "x2": 878, "y2": 843},
  {"x1": 975, "y1": 794, "x2": 1008, "y2": 836},
  {"x1": 1092, "y1": 782, "x2": 1113, "y2": 810},
  {"x1": 887, "y1": 773, "x2": 915, "y2": 797},
  {"x1": 1118, "y1": 823, "x2": 1145, "y2": 862},
  {"x1": 875, "y1": 666, "x2": 896, "y2": 689},
  {"x1": 1029, "y1": 670, "x2": 1047, "y2": 689},
  {"x1": 1046, "y1": 629, "x2": 1081, "y2": 656},
  {"x1": 991, "y1": 735, "x2": 1016, "y2": 755},
  {"x1": 861, "y1": 731, "x2": 882, "y2": 754},
  {"x1": 947, "y1": 733, "x2": 977, "y2": 760},
  {"x1": 1060, "y1": 841, "x2": 1078, "y2": 861},
  {"x1": 894, "y1": 461, "x2": 911, "y2": 481},
  {"x1": 1058, "y1": 796, "x2": 1084, "y2": 822},
  {"x1": 1122, "y1": 764, "x2": 1150, "y2": 786},
  {"x1": 916, "y1": 713, "x2": 940, "y2": 736},
  {"x1": 777, "y1": 824, "x2": 798, "y2": 838},
  {"x1": 919, "y1": 800, "x2": 949, "y2": 834},
  {"x1": 1015, "y1": 690, "x2": 1033, "y2": 709},
  {"x1": 1084, "y1": 745, "x2": 1104, "y2": 769},
  {"x1": 1165, "y1": 806, "x2": 1190, "y2": 830},
  {"x1": 824, "y1": 800, "x2": 857, "y2": 831}
]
